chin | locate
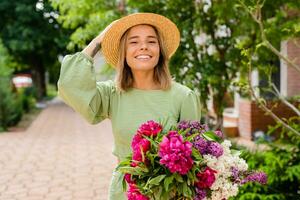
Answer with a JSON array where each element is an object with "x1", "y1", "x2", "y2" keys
[
  {"x1": 130, "y1": 62, "x2": 157, "y2": 71},
  {"x1": 133, "y1": 66, "x2": 155, "y2": 71}
]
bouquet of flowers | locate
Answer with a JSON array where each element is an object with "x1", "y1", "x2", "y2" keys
[{"x1": 117, "y1": 120, "x2": 267, "y2": 200}]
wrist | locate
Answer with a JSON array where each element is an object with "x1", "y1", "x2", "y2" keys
[{"x1": 90, "y1": 41, "x2": 101, "y2": 57}]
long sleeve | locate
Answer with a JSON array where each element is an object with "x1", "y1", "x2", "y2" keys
[
  {"x1": 179, "y1": 90, "x2": 201, "y2": 121},
  {"x1": 57, "y1": 52, "x2": 113, "y2": 124}
]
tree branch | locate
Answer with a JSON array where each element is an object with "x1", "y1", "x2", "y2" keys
[
  {"x1": 270, "y1": 83, "x2": 300, "y2": 117},
  {"x1": 247, "y1": 62, "x2": 300, "y2": 137},
  {"x1": 239, "y1": 0, "x2": 300, "y2": 73}
]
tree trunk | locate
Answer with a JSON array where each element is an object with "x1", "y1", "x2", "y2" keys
[{"x1": 30, "y1": 56, "x2": 47, "y2": 101}]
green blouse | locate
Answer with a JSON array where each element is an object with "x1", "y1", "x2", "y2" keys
[{"x1": 57, "y1": 52, "x2": 201, "y2": 199}]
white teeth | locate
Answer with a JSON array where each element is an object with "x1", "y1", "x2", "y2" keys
[{"x1": 136, "y1": 55, "x2": 151, "y2": 59}]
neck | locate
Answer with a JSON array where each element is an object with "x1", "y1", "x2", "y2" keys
[{"x1": 132, "y1": 70, "x2": 160, "y2": 90}]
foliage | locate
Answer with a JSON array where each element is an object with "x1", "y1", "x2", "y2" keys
[
  {"x1": 0, "y1": 39, "x2": 37, "y2": 131},
  {"x1": 0, "y1": 40, "x2": 21, "y2": 131},
  {"x1": 51, "y1": 0, "x2": 123, "y2": 50},
  {"x1": 235, "y1": 0, "x2": 300, "y2": 96},
  {"x1": 0, "y1": 77, "x2": 23, "y2": 131},
  {"x1": 0, "y1": 0, "x2": 70, "y2": 99}
]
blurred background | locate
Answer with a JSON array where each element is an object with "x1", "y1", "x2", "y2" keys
[{"x1": 0, "y1": 0, "x2": 299, "y2": 199}]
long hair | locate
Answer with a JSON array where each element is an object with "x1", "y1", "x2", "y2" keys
[{"x1": 115, "y1": 25, "x2": 172, "y2": 91}]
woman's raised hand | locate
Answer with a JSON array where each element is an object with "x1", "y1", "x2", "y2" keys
[{"x1": 82, "y1": 20, "x2": 118, "y2": 58}]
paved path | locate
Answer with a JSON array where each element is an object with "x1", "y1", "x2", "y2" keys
[{"x1": 0, "y1": 98, "x2": 117, "y2": 200}]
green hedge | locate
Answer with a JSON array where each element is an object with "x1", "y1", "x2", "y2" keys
[{"x1": 0, "y1": 77, "x2": 22, "y2": 131}]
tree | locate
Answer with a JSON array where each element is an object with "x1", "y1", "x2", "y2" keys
[
  {"x1": 51, "y1": 0, "x2": 126, "y2": 50},
  {"x1": 0, "y1": 0, "x2": 69, "y2": 100}
]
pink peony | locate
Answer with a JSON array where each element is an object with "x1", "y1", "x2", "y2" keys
[
  {"x1": 131, "y1": 134, "x2": 151, "y2": 165},
  {"x1": 127, "y1": 184, "x2": 149, "y2": 200},
  {"x1": 137, "y1": 120, "x2": 162, "y2": 137},
  {"x1": 195, "y1": 167, "x2": 217, "y2": 189},
  {"x1": 158, "y1": 131, "x2": 193, "y2": 175},
  {"x1": 124, "y1": 173, "x2": 135, "y2": 184}
]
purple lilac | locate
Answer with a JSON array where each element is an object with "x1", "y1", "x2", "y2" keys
[
  {"x1": 207, "y1": 142, "x2": 223, "y2": 158},
  {"x1": 193, "y1": 135, "x2": 208, "y2": 155},
  {"x1": 177, "y1": 120, "x2": 208, "y2": 135},
  {"x1": 231, "y1": 167, "x2": 240, "y2": 180},
  {"x1": 194, "y1": 187, "x2": 207, "y2": 200},
  {"x1": 241, "y1": 172, "x2": 267, "y2": 185}
]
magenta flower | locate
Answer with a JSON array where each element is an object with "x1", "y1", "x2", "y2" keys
[
  {"x1": 127, "y1": 184, "x2": 149, "y2": 200},
  {"x1": 195, "y1": 167, "x2": 217, "y2": 189},
  {"x1": 137, "y1": 120, "x2": 162, "y2": 137},
  {"x1": 131, "y1": 134, "x2": 150, "y2": 165},
  {"x1": 124, "y1": 173, "x2": 135, "y2": 184},
  {"x1": 158, "y1": 131, "x2": 193, "y2": 175}
]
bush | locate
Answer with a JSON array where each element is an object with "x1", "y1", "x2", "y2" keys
[
  {"x1": 18, "y1": 87, "x2": 37, "y2": 113},
  {"x1": 0, "y1": 77, "x2": 23, "y2": 131},
  {"x1": 231, "y1": 117, "x2": 300, "y2": 200}
]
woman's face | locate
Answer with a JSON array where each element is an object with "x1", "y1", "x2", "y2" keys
[{"x1": 125, "y1": 24, "x2": 160, "y2": 72}]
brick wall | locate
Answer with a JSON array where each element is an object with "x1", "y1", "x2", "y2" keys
[
  {"x1": 286, "y1": 39, "x2": 300, "y2": 97},
  {"x1": 238, "y1": 99, "x2": 299, "y2": 139}
]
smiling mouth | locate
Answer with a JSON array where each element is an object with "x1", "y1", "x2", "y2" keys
[{"x1": 135, "y1": 55, "x2": 152, "y2": 60}]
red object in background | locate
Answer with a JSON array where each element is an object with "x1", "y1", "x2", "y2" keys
[{"x1": 12, "y1": 74, "x2": 33, "y2": 88}]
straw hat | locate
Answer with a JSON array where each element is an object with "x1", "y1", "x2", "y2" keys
[{"x1": 101, "y1": 13, "x2": 180, "y2": 67}]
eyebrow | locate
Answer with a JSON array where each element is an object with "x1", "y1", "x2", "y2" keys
[{"x1": 128, "y1": 35, "x2": 158, "y2": 40}]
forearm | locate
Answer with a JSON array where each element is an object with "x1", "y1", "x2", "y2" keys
[{"x1": 82, "y1": 39, "x2": 101, "y2": 58}]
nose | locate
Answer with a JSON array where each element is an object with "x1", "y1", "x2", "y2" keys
[{"x1": 140, "y1": 41, "x2": 148, "y2": 50}]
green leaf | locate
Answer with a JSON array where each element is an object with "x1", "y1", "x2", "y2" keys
[
  {"x1": 148, "y1": 174, "x2": 166, "y2": 186},
  {"x1": 153, "y1": 186, "x2": 163, "y2": 199},
  {"x1": 174, "y1": 173, "x2": 184, "y2": 183},
  {"x1": 202, "y1": 131, "x2": 222, "y2": 142},
  {"x1": 182, "y1": 182, "x2": 192, "y2": 197},
  {"x1": 164, "y1": 176, "x2": 174, "y2": 191},
  {"x1": 186, "y1": 132, "x2": 199, "y2": 142},
  {"x1": 117, "y1": 166, "x2": 148, "y2": 175},
  {"x1": 192, "y1": 148, "x2": 203, "y2": 160}
]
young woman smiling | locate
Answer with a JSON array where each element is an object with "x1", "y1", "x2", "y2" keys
[{"x1": 57, "y1": 13, "x2": 201, "y2": 200}]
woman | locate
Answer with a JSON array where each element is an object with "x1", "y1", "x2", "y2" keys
[{"x1": 58, "y1": 13, "x2": 201, "y2": 200}]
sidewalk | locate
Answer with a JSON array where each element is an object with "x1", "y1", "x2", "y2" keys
[{"x1": 0, "y1": 98, "x2": 116, "y2": 200}]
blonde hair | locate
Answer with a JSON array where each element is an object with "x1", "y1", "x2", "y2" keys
[{"x1": 115, "y1": 25, "x2": 172, "y2": 92}]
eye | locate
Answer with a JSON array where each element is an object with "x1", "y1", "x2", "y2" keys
[
  {"x1": 149, "y1": 41, "x2": 157, "y2": 43},
  {"x1": 129, "y1": 41, "x2": 137, "y2": 44}
]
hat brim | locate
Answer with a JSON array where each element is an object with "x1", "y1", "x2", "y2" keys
[{"x1": 101, "y1": 13, "x2": 180, "y2": 68}]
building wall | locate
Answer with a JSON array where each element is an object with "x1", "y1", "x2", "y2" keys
[
  {"x1": 238, "y1": 99, "x2": 299, "y2": 139},
  {"x1": 281, "y1": 38, "x2": 300, "y2": 97}
]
